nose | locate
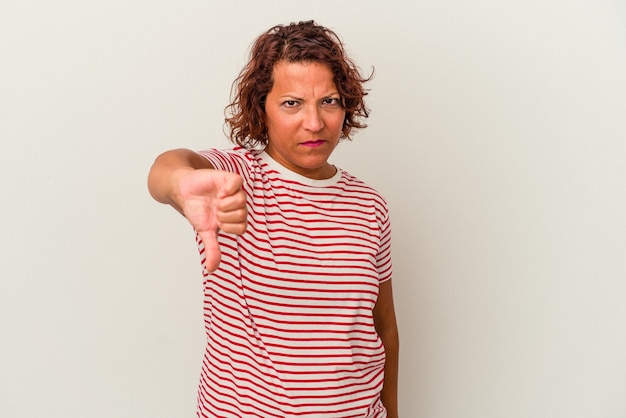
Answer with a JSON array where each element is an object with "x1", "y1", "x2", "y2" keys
[{"x1": 303, "y1": 105, "x2": 324, "y2": 132}]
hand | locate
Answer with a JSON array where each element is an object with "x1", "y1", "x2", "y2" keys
[{"x1": 175, "y1": 168, "x2": 247, "y2": 273}]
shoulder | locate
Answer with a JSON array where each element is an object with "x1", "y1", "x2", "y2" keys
[
  {"x1": 196, "y1": 147, "x2": 263, "y2": 173},
  {"x1": 336, "y1": 169, "x2": 390, "y2": 224},
  {"x1": 338, "y1": 169, "x2": 388, "y2": 206}
]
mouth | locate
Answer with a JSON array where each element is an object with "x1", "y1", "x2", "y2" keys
[{"x1": 300, "y1": 140, "x2": 326, "y2": 148}]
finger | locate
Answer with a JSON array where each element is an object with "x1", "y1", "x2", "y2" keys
[
  {"x1": 216, "y1": 207, "x2": 247, "y2": 224},
  {"x1": 217, "y1": 173, "x2": 244, "y2": 198},
  {"x1": 217, "y1": 191, "x2": 247, "y2": 212},
  {"x1": 199, "y1": 228, "x2": 221, "y2": 273},
  {"x1": 217, "y1": 220, "x2": 247, "y2": 236}
]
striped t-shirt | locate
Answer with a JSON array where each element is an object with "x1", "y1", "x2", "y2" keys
[{"x1": 194, "y1": 148, "x2": 393, "y2": 418}]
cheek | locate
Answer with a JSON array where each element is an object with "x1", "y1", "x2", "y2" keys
[
  {"x1": 329, "y1": 113, "x2": 346, "y2": 133},
  {"x1": 276, "y1": 121, "x2": 298, "y2": 139},
  {"x1": 267, "y1": 115, "x2": 289, "y2": 135}
]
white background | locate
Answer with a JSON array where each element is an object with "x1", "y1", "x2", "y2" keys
[{"x1": 1, "y1": 1, "x2": 625, "y2": 417}]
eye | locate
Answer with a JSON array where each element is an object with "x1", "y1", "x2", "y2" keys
[
  {"x1": 282, "y1": 100, "x2": 300, "y2": 108},
  {"x1": 322, "y1": 97, "x2": 341, "y2": 106}
]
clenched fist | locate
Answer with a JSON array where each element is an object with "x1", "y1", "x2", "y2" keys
[
  {"x1": 148, "y1": 149, "x2": 248, "y2": 273},
  {"x1": 176, "y1": 169, "x2": 248, "y2": 272}
]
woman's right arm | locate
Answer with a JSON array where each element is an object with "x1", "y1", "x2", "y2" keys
[
  {"x1": 147, "y1": 148, "x2": 247, "y2": 272},
  {"x1": 147, "y1": 148, "x2": 215, "y2": 213}
]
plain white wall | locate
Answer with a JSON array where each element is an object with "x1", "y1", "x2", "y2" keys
[{"x1": 1, "y1": 0, "x2": 625, "y2": 417}]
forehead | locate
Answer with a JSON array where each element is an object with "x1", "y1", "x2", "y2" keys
[{"x1": 270, "y1": 60, "x2": 337, "y2": 94}]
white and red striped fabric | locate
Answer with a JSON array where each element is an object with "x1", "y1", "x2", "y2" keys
[{"x1": 194, "y1": 148, "x2": 393, "y2": 417}]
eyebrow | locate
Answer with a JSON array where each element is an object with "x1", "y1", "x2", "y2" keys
[{"x1": 278, "y1": 92, "x2": 340, "y2": 100}]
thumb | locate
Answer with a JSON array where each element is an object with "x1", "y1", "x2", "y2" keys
[{"x1": 199, "y1": 228, "x2": 221, "y2": 273}]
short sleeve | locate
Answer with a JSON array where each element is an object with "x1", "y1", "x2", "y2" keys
[{"x1": 377, "y1": 211, "x2": 393, "y2": 283}]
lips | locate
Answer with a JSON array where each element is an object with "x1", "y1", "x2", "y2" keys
[{"x1": 300, "y1": 140, "x2": 326, "y2": 148}]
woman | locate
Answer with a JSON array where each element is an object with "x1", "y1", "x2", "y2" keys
[{"x1": 148, "y1": 20, "x2": 399, "y2": 418}]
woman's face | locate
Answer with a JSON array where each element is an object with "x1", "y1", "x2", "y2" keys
[{"x1": 264, "y1": 61, "x2": 346, "y2": 180}]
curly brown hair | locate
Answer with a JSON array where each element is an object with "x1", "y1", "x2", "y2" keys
[{"x1": 225, "y1": 20, "x2": 372, "y2": 149}]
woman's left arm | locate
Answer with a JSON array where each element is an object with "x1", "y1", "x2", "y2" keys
[{"x1": 373, "y1": 279, "x2": 400, "y2": 418}]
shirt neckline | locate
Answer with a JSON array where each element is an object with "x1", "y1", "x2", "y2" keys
[{"x1": 259, "y1": 151, "x2": 342, "y2": 187}]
